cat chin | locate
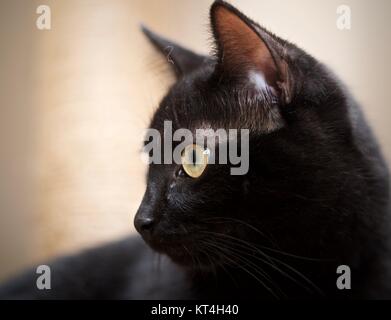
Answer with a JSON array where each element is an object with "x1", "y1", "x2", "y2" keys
[
  {"x1": 144, "y1": 239, "x2": 209, "y2": 267},
  {"x1": 150, "y1": 243, "x2": 224, "y2": 272},
  {"x1": 167, "y1": 252, "x2": 217, "y2": 272}
]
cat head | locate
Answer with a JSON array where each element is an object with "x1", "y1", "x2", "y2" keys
[{"x1": 134, "y1": 1, "x2": 362, "y2": 269}]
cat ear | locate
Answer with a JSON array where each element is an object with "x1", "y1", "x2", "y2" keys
[
  {"x1": 210, "y1": 1, "x2": 293, "y2": 104},
  {"x1": 141, "y1": 25, "x2": 207, "y2": 79}
]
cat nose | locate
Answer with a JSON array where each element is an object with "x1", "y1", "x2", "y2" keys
[
  {"x1": 134, "y1": 215, "x2": 155, "y2": 236},
  {"x1": 134, "y1": 189, "x2": 158, "y2": 237},
  {"x1": 136, "y1": 217, "x2": 154, "y2": 231}
]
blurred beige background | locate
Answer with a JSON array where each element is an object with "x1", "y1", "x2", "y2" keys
[{"x1": 0, "y1": 0, "x2": 390, "y2": 281}]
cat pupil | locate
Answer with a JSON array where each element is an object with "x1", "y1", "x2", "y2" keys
[{"x1": 192, "y1": 149, "x2": 196, "y2": 165}]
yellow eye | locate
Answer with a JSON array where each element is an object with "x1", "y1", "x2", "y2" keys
[{"x1": 181, "y1": 144, "x2": 208, "y2": 178}]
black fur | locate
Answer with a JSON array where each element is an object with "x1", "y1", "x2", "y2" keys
[{"x1": 1, "y1": 0, "x2": 390, "y2": 299}]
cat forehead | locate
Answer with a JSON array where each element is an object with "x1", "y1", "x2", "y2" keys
[{"x1": 152, "y1": 65, "x2": 285, "y2": 134}]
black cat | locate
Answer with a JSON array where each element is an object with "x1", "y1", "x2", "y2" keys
[{"x1": 1, "y1": 0, "x2": 390, "y2": 299}]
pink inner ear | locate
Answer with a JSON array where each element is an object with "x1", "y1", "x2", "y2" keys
[{"x1": 214, "y1": 6, "x2": 278, "y2": 87}]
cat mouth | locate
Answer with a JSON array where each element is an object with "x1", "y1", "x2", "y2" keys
[
  {"x1": 143, "y1": 233, "x2": 207, "y2": 265},
  {"x1": 137, "y1": 221, "x2": 238, "y2": 266},
  {"x1": 148, "y1": 240, "x2": 195, "y2": 264}
]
